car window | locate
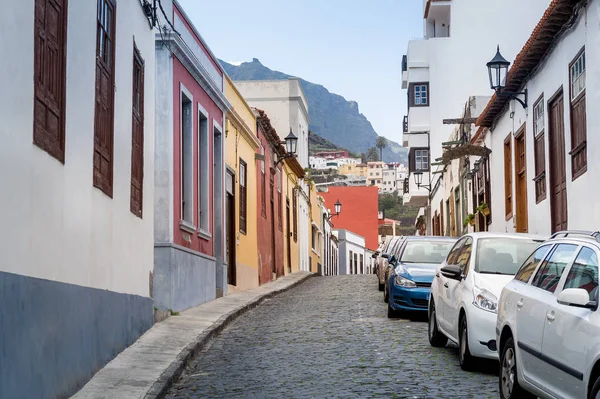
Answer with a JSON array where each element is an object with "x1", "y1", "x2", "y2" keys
[
  {"x1": 531, "y1": 244, "x2": 578, "y2": 293},
  {"x1": 514, "y1": 244, "x2": 552, "y2": 283},
  {"x1": 456, "y1": 238, "x2": 473, "y2": 273},
  {"x1": 563, "y1": 247, "x2": 599, "y2": 302},
  {"x1": 400, "y1": 240, "x2": 456, "y2": 264},
  {"x1": 475, "y1": 238, "x2": 542, "y2": 275},
  {"x1": 446, "y1": 238, "x2": 465, "y2": 265}
]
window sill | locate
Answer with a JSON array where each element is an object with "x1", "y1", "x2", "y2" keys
[
  {"x1": 180, "y1": 220, "x2": 196, "y2": 234},
  {"x1": 197, "y1": 228, "x2": 212, "y2": 241}
]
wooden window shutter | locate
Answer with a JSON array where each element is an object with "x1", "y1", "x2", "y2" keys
[
  {"x1": 239, "y1": 160, "x2": 247, "y2": 234},
  {"x1": 292, "y1": 188, "x2": 298, "y2": 242},
  {"x1": 504, "y1": 135, "x2": 512, "y2": 217},
  {"x1": 93, "y1": 0, "x2": 116, "y2": 197},
  {"x1": 34, "y1": 0, "x2": 68, "y2": 162},
  {"x1": 408, "y1": 148, "x2": 416, "y2": 172},
  {"x1": 130, "y1": 43, "x2": 144, "y2": 218}
]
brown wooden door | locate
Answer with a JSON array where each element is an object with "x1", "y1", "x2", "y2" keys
[
  {"x1": 286, "y1": 199, "x2": 292, "y2": 273},
  {"x1": 548, "y1": 92, "x2": 568, "y2": 233},
  {"x1": 226, "y1": 171, "x2": 236, "y2": 286},
  {"x1": 515, "y1": 128, "x2": 528, "y2": 233}
]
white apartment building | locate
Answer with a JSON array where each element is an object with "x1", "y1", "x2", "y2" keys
[
  {"x1": 402, "y1": 0, "x2": 552, "y2": 234},
  {"x1": 367, "y1": 161, "x2": 384, "y2": 188},
  {"x1": 474, "y1": 0, "x2": 598, "y2": 236},
  {"x1": 0, "y1": 1, "x2": 156, "y2": 397},
  {"x1": 235, "y1": 79, "x2": 312, "y2": 272},
  {"x1": 334, "y1": 230, "x2": 368, "y2": 275},
  {"x1": 309, "y1": 155, "x2": 360, "y2": 170}
]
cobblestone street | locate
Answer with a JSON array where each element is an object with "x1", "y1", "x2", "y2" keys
[{"x1": 165, "y1": 275, "x2": 498, "y2": 398}]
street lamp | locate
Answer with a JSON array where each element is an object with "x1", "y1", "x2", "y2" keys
[
  {"x1": 413, "y1": 171, "x2": 431, "y2": 192},
  {"x1": 487, "y1": 45, "x2": 528, "y2": 108},
  {"x1": 326, "y1": 199, "x2": 342, "y2": 221},
  {"x1": 274, "y1": 128, "x2": 298, "y2": 166}
]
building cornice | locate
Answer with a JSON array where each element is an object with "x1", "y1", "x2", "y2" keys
[
  {"x1": 157, "y1": 32, "x2": 231, "y2": 113},
  {"x1": 227, "y1": 108, "x2": 261, "y2": 150}
]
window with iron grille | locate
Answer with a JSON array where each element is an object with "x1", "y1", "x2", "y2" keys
[
  {"x1": 130, "y1": 43, "x2": 145, "y2": 218},
  {"x1": 93, "y1": 0, "x2": 117, "y2": 197},
  {"x1": 34, "y1": 0, "x2": 68, "y2": 163}
]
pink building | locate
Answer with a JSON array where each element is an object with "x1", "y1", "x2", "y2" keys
[{"x1": 154, "y1": 1, "x2": 231, "y2": 311}]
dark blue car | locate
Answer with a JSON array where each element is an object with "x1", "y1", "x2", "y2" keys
[{"x1": 386, "y1": 236, "x2": 457, "y2": 318}]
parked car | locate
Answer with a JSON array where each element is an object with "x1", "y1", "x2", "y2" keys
[
  {"x1": 386, "y1": 236, "x2": 457, "y2": 318},
  {"x1": 428, "y1": 232, "x2": 544, "y2": 371},
  {"x1": 376, "y1": 236, "x2": 404, "y2": 291},
  {"x1": 496, "y1": 231, "x2": 600, "y2": 399}
]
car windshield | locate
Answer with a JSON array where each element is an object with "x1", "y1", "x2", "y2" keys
[
  {"x1": 476, "y1": 238, "x2": 542, "y2": 275},
  {"x1": 400, "y1": 240, "x2": 455, "y2": 264}
]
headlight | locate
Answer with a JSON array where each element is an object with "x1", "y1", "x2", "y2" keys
[
  {"x1": 395, "y1": 265, "x2": 407, "y2": 275},
  {"x1": 473, "y1": 286, "x2": 498, "y2": 313},
  {"x1": 394, "y1": 275, "x2": 416, "y2": 288}
]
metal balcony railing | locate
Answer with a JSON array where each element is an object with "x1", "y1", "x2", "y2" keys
[
  {"x1": 403, "y1": 116, "x2": 408, "y2": 133},
  {"x1": 403, "y1": 178, "x2": 410, "y2": 194}
]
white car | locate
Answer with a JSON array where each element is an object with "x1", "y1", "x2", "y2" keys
[
  {"x1": 428, "y1": 232, "x2": 545, "y2": 371},
  {"x1": 496, "y1": 231, "x2": 600, "y2": 399}
]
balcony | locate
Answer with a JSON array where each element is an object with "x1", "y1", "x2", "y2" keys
[
  {"x1": 403, "y1": 116, "x2": 408, "y2": 133},
  {"x1": 425, "y1": 0, "x2": 451, "y2": 39},
  {"x1": 403, "y1": 178, "x2": 409, "y2": 194},
  {"x1": 402, "y1": 55, "x2": 408, "y2": 89}
]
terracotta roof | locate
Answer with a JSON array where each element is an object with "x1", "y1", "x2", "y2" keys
[
  {"x1": 254, "y1": 109, "x2": 305, "y2": 178},
  {"x1": 476, "y1": 0, "x2": 583, "y2": 127}
]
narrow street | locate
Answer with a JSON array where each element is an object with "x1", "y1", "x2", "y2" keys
[{"x1": 166, "y1": 275, "x2": 498, "y2": 398}]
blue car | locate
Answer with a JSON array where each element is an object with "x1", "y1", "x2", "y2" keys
[{"x1": 386, "y1": 236, "x2": 457, "y2": 318}]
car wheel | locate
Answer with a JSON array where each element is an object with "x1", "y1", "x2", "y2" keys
[
  {"x1": 384, "y1": 284, "x2": 389, "y2": 303},
  {"x1": 589, "y1": 375, "x2": 600, "y2": 399},
  {"x1": 499, "y1": 337, "x2": 534, "y2": 399},
  {"x1": 378, "y1": 281, "x2": 384, "y2": 291},
  {"x1": 458, "y1": 315, "x2": 476, "y2": 371},
  {"x1": 428, "y1": 301, "x2": 448, "y2": 347}
]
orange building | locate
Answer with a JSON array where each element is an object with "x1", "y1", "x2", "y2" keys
[{"x1": 321, "y1": 186, "x2": 379, "y2": 251}]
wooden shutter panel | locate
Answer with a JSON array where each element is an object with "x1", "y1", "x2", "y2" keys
[
  {"x1": 239, "y1": 160, "x2": 247, "y2": 233},
  {"x1": 130, "y1": 44, "x2": 145, "y2": 218},
  {"x1": 34, "y1": 0, "x2": 68, "y2": 162},
  {"x1": 93, "y1": 0, "x2": 116, "y2": 197},
  {"x1": 408, "y1": 148, "x2": 416, "y2": 172}
]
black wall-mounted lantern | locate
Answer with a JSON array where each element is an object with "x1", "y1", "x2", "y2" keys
[
  {"x1": 274, "y1": 129, "x2": 298, "y2": 167},
  {"x1": 487, "y1": 45, "x2": 527, "y2": 109},
  {"x1": 413, "y1": 171, "x2": 431, "y2": 192},
  {"x1": 326, "y1": 199, "x2": 342, "y2": 221}
]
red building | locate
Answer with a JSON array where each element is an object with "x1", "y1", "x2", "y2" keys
[
  {"x1": 153, "y1": 2, "x2": 231, "y2": 311},
  {"x1": 315, "y1": 150, "x2": 349, "y2": 159},
  {"x1": 321, "y1": 186, "x2": 379, "y2": 250}
]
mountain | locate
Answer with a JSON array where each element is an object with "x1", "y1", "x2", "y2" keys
[
  {"x1": 308, "y1": 131, "x2": 358, "y2": 158},
  {"x1": 220, "y1": 58, "x2": 407, "y2": 163}
]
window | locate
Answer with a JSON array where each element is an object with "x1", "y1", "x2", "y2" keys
[
  {"x1": 312, "y1": 225, "x2": 318, "y2": 250},
  {"x1": 179, "y1": 88, "x2": 193, "y2": 225},
  {"x1": 261, "y1": 145, "x2": 266, "y2": 218},
  {"x1": 93, "y1": 0, "x2": 117, "y2": 196},
  {"x1": 354, "y1": 253, "x2": 358, "y2": 274},
  {"x1": 349, "y1": 250, "x2": 354, "y2": 274},
  {"x1": 533, "y1": 96, "x2": 547, "y2": 203},
  {"x1": 456, "y1": 238, "x2": 473, "y2": 272},
  {"x1": 409, "y1": 82, "x2": 429, "y2": 107},
  {"x1": 409, "y1": 148, "x2": 429, "y2": 172},
  {"x1": 34, "y1": 0, "x2": 68, "y2": 162},
  {"x1": 239, "y1": 159, "x2": 247, "y2": 234},
  {"x1": 446, "y1": 238, "x2": 465, "y2": 265},
  {"x1": 360, "y1": 254, "x2": 364, "y2": 274},
  {"x1": 532, "y1": 244, "x2": 578, "y2": 293},
  {"x1": 278, "y1": 168, "x2": 283, "y2": 230},
  {"x1": 569, "y1": 48, "x2": 587, "y2": 179},
  {"x1": 292, "y1": 188, "x2": 298, "y2": 242},
  {"x1": 515, "y1": 244, "x2": 552, "y2": 283},
  {"x1": 400, "y1": 240, "x2": 455, "y2": 264},
  {"x1": 564, "y1": 247, "x2": 599, "y2": 301},
  {"x1": 504, "y1": 134, "x2": 512, "y2": 218},
  {"x1": 130, "y1": 44, "x2": 145, "y2": 218},
  {"x1": 198, "y1": 108, "x2": 209, "y2": 232},
  {"x1": 476, "y1": 238, "x2": 542, "y2": 276}
]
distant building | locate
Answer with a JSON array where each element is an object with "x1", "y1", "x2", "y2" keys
[
  {"x1": 338, "y1": 163, "x2": 368, "y2": 177},
  {"x1": 309, "y1": 155, "x2": 361, "y2": 170},
  {"x1": 334, "y1": 230, "x2": 367, "y2": 275},
  {"x1": 315, "y1": 150, "x2": 349, "y2": 158}
]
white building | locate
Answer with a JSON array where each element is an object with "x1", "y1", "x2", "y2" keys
[
  {"x1": 474, "y1": 0, "x2": 598, "y2": 236},
  {"x1": 0, "y1": 1, "x2": 155, "y2": 397},
  {"x1": 235, "y1": 79, "x2": 312, "y2": 272},
  {"x1": 334, "y1": 230, "x2": 368, "y2": 275},
  {"x1": 402, "y1": 0, "x2": 552, "y2": 234},
  {"x1": 309, "y1": 155, "x2": 360, "y2": 170}
]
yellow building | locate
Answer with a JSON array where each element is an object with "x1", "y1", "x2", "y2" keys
[
  {"x1": 338, "y1": 163, "x2": 368, "y2": 177},
  {"x1": 308, "y1": 184, "x2": 323, "y2": 273},
  {"x1": 224, "y1": 76, "x2": 261, "y2": 292},
  {"x1": 281, "y1": 162, "x2": 303, "y2": 275}
]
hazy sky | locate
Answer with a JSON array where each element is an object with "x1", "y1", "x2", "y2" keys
[{"x1": 177, "y1": 0, "x2": 424, "y2": 144}]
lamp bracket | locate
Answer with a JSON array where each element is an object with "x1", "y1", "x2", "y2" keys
[
  {"x1": 274, "y1": 153, "x2": 296, "y2": 167},
  {"x1": 498, "y1": 88, "x2": 528, "y2": 109}
]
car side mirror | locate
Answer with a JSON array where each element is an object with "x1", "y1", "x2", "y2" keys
[
  {"x1": 389, "y1": 255, "x2": 397, "y2": 265},
  {"x1": 441, "y1": 265, "x2": 463, "y2": 281},
  {"x1": 371, "y1": 253, "x2": 378, "y2": 259},
  {"x1": 382, "y1": 254, "x2": 389, "y2": 259},
  {"x1": 557, "y1": 288, "x2": 597, "y2": 309}
]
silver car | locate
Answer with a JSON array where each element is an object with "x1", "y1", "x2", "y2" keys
[{"x1": 377, "y1": 236, "x2": 406, "y2": 291}]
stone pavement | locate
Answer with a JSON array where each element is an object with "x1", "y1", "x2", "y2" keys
[
  {"x1": 165, "y1": 275, "x2": 499, "y2": 398},
  {"x1": 71, "y1": 271, "x2": 314, "y2": 399}
]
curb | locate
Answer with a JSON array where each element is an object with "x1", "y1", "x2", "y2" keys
[{"x1": 145, "y1": 273, "x2": 316, "y2": 399}]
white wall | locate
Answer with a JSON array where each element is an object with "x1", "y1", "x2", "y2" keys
[
  {"x1": 0, "y1": 0, "x2": 155, "y2": 297},
  {"x1": 486, "y1": 3, "x2": 599, "y2": 236}
]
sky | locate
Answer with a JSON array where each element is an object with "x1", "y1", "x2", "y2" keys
[{"x1": 177, "y1": 0, "x2": 424, "y2": 145}]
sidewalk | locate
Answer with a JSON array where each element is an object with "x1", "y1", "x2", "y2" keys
[{"x1": 71, "y1": 271, "x2": 314, "y2": 399}]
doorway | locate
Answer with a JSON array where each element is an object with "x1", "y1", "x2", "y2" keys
[
  {"x1": 286, "y1": 198, "x2": 292, "y2": 273},
  {"x1": 548, "y1": 90, "x2": 568, "y2": 232},
  {"x1": 225, "y1": 170, "x2": 236, "y2": 286},
  {"x1": 514, "y1": 126, "x2": 528, "y2": 233},
  {"x1": 270, "y1": 171, "x2": 276, "y2": 278}
]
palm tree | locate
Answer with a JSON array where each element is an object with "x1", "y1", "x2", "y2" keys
[
  {"x1": 367, "y1": 147, "x2": 380, "y2": 162},
  {"x1": 375, "y1": 136, "x2": 388, "y2": 162}
]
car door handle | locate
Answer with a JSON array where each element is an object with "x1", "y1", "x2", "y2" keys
[
  {"x1": 444, "y1": 282, "x2": 449, "y2": 288},
  {"x1": 436, "y1": 272, "x2": 440, "y2": 278},
  {"x1": 516, "y1": 299, "x2": 524, "y2": 309},
  {"x1": 547, "y1": 312, "x2": 555, "y2": 322}
]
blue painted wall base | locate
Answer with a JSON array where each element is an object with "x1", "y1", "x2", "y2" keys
[{"x1": 0, "y1": 271, "x2": 153, "y2": 399}]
